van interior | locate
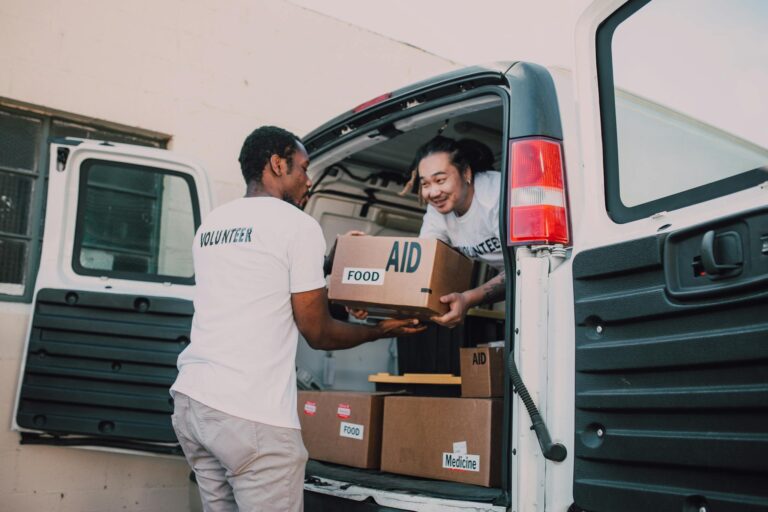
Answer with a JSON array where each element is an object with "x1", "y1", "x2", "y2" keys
[{"x1": 296, "y1": 94, "x2": 511, "y2": 505}]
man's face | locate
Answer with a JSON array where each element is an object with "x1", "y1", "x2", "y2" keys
[
  {"x1": 282, "y1": 142, "x2": 312, "y2": 209},
  {"x1": 418, "y1": 152, "x2": 471, "y2": 215}
]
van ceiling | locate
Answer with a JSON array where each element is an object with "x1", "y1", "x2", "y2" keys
[{"x1": 342, "y1": 104, "x2": 503, "y2": 175}]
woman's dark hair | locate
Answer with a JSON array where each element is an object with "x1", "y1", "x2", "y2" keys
[
  {"x1": 239, "y1": 125, "x2": 301, "y2": 184},
  {"x1": 411, "y1": 136, "x2": 495, "y2": 178}
]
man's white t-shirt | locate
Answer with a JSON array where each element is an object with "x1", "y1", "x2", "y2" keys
[
  {"x1": 171, "y1": 197, "x2": 327, "y2": 429},
  {"x1": 419, "y1": 171, "x2": 503, "y2": 270}
]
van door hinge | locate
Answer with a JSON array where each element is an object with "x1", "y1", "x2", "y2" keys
[{"x1": 56, "y1": 147, "x2": 70, "y2": 172}]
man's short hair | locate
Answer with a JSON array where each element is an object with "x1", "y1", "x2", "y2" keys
[{"x1": 239, "y1": 126, "x2": 301, "y2": 184}]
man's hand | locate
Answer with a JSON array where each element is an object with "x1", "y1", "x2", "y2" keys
[
  {"x1": 429, "y1": 272, "x2": 506, "y2": 328},
  {"x1": 430, "y1": 292, "x2": 470, "y2": 328},
  {"x1": 377, "y1": 318, "x2": 427, "y2": 337},
  {"x1": 346, "y1": 307, "x2": 369, "y2": 320}
]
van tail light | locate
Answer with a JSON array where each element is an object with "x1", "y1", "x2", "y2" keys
[
  {"x1": 507, "y1": 138, "x2": 570, "y2": 246},
  {"x1": 352, "y1": 93, "x2": 392, "y2": 113}
]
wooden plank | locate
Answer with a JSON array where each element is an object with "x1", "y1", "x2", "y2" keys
[{"x1": 368, "y1": 372, "x2": 461, "y2": 385}]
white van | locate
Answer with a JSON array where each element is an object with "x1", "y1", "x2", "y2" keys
[{"x1": 8, "y1": 0, "x2": 767, "y2": 511}]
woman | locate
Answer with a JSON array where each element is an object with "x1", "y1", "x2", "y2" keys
[{"x1": 413, "y1": 136, "x2": 505, "y2": 328}]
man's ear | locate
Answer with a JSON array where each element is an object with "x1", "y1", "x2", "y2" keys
[{"x1": 269, "y1": 154, "x2": 283, "y2": 177}]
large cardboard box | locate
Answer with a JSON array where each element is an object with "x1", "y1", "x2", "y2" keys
[
  {"x1": 297, "y1": 391, "x2": 388, "y2": 469},
  {"x1": 460, "y1": 347, "x2": 505, "y2": 398},
  {"x1": 328, "y1": 236, "x2": 473, "y2": 318},
  {"x1": 380, "y1": 396, "x2": 503, "y2": 487}
]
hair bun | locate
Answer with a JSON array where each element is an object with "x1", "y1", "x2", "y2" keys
[{"x1": 456, "y1": 139, "x2": 494, "y2": 173}]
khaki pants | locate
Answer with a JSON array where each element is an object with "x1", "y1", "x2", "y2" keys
[{"x1": 172, "y1": 393, "x2": 308, "y2": 512}]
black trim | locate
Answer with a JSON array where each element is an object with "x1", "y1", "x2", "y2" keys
[
  {"x1": 305, "y1": 460, "x2": 509, "y2": 506},
  {"x1": 596, "y1": 0, "x2": 767, "y2": 223},
  {"x1": 20, "y1": 432, "x2": 182, "y2": 456},
  {"x1": 304, "y1": 67, "x2": 510, "y2": 153},
  {"x1": 305, "y1": 86, "x2": 509, "y2": 161},
  {"x1": 72, "y1": 158, "x2": 200, "y2": 285},
  {"x1": 505, "y1": 62, "x2": 563, "y2": 140}
]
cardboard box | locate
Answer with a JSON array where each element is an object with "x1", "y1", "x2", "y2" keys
[
  {"x1": 297, "y1": 390, "x2": 389, "y2": 469},
  {"x1": 328, "y1": 236, "x2": 473, "y2": 318},
  {"x1": 460, "y1": 347, "x2": 505, "y2": 398},
  {"x1": 380, "y1": 396, "x2": 502, "y2": 487}
]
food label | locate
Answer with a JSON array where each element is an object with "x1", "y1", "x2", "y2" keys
[
  {"x1": 339, "y1": 422, "x2": 364, "y2": 440},
  {"x1": 342, "y1": 268, "x2": 385, "y2": 285}
]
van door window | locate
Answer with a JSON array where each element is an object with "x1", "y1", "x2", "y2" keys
[
  {"x1": 73, "y1": 160, "x2": 198, "y2": 283},
  {"x1": 597, "y1": 0, "x2": 768, "y2": 222}
]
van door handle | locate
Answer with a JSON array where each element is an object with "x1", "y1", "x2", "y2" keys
[
  {"x1": 508, "y1": 355, "x2": 567, "y2": 462},
  {"x1": 700, "y1": 230, "x2": 742, "y2": 276}
]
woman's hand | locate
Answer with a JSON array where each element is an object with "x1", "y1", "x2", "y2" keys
[{"x1": 429, "y1": 291, "x2": 471, "y2": 328}]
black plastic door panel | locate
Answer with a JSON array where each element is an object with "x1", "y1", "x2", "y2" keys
[
  {"x1": 572, "y1": 208, "x2": 768, "y2": 511},
  {"x1": 16, "y1": 289, "x2": 191, "y2": 454}
]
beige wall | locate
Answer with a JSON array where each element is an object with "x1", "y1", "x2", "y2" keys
[{"x1": 0, "y1": 1, "x2": 456, "y2": 510}]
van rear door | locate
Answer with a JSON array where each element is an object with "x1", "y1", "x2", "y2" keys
[
  {"x1": 12, "y1": 139, "x2": 211, "y2": 455},
  {"x1": 571, "y1": 1, "x2": 768, "y2": 510}
]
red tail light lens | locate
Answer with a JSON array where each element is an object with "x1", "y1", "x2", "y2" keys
[
  {"x1": 352, "y1": 93, "x2": 392, "y2": 113},
  {"x1": 508, "y1": 138, "x2": 570, "y2": 246}
]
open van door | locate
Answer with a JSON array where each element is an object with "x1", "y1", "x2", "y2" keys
[
  {"x1": 12, "y1": 139, "x2": 212, "y2": 455},
  {"x1": 571, "y1": 1, "x2": 768, "y2": 510}
]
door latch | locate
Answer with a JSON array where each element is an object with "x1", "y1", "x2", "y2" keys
[
  {"x1": 56, "y1": 147, "x2": 70, "y2": 172},
  {"x1": 699, "y1": 230, "x2": 743, "y2": 278}
]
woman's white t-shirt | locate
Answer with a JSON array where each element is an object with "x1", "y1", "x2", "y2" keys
[
  {"x1": 171, "y1": 197, "x2": 327, "y2": 429},
  {"x1": 419, "y1": 171, "x2": 503, "y2": 270}
]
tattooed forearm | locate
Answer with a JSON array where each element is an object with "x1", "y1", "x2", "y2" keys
[{"x1": 481, "y1": 271, "x2": 506, "y2": 304}]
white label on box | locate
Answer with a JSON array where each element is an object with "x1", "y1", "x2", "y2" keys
[
  {"x1": 342, "y1": 267, "x2": 385, "y2": 285},
  {"x1": 339, "y1": 422, "x2": 365, "y2": 440},
  {"x1": 453, "y1": 441, "x2": 467, "y2": 455},
  {"x1": 303, "y1": 401, "x2": 316, "y2": 415},
  {"x1": 442, "y1": 452, "x2": 480, "y2": 472}
]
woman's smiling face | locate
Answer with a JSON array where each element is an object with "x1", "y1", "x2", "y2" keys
[{"x1": 418, "y1": 152, "x2": 473, "y2": 215}]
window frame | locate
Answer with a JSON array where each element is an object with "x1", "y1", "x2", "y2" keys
[
  {"x1": 71, "y1": 158, "x2": 200, "y2": 286},
  {"x1": 0, "y1": 100, "x2": 170, "y2": 303},
  {"x1": 597, "y1": 0, "x2": 768, "y2": 224}
]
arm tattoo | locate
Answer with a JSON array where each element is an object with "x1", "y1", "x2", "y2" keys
[{"x1": 482, "y1": 271, "x2": 506, "y2": 304}]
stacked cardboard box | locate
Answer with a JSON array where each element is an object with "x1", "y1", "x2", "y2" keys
[
  {"x1": 380, "y1": 396, "x2": 503, "y2": 487},
  {"x1": 460, "y1": 346, "x2": 505, "y2": 398},
  {"x1": 297, "y1": 390, "x2": 389, "y2": 469}
]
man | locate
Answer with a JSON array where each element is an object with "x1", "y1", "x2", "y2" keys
[{"x1": 170, "y1": 126, "x2": 424, "y2": 512}]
